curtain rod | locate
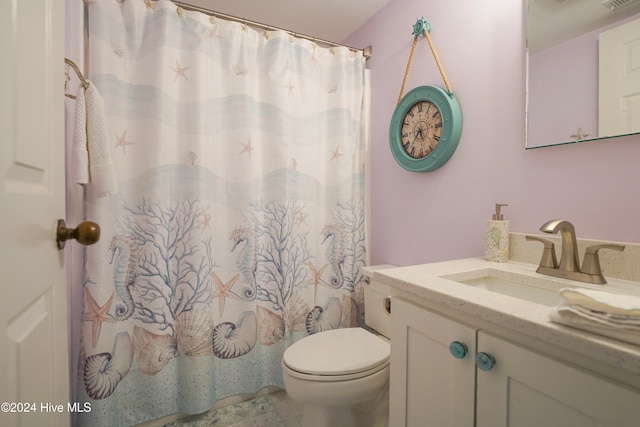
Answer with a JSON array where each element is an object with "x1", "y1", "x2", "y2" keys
[{"x1": 164, "y1": 1, "x2": 372, "y2": 60}]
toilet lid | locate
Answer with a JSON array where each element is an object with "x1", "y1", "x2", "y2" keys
[{"x1": 283, "y1": 328, "x2": 390, "y2": 376}]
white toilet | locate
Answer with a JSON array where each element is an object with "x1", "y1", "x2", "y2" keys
[{"x1": 282, "y1": 265, "x2": 395, "y2": 427}]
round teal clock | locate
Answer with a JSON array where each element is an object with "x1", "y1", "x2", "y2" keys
[{"x1": 389, "y1": 85, "x2": 462, "y2": 172}]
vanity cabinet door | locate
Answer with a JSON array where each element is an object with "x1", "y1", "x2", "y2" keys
[
  {"x1": 476, "y1": 331, "x2": 640, "y2": 427},
  {"x1": 390, "y1": 297, "x2": 476, "y2": 427}
]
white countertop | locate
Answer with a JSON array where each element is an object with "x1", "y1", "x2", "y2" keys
[{"x1": 373, "y1": 258, "x2": 640, "y2": 375}]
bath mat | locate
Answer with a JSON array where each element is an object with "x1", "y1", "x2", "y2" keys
[{"x1": 163, "y1": 394, "x2": 286, "y2": 427}]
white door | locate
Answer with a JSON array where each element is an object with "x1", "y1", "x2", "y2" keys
[
  {"x1": 599, "y1": 17, "x2": 640, "y2": 137},
  {"x1": 0, "y1": 1, "x2": 69, "y2": 426}
]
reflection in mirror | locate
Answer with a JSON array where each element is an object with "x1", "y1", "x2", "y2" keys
[{"x1": 526, "y1": 0, "x2": 640, "y2": 149}]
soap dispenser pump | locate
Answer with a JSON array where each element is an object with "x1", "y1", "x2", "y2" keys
[{"x1": 485, "y1": 203, "x2": 509, "y2": 263}]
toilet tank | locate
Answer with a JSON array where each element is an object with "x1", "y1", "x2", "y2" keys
[{"x1": 361, "y1": 264, "x2": 397, "y2": 339}]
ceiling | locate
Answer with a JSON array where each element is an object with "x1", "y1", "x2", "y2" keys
[
  {"x1": 181, "y1": 0, "x2": 391, "y2": 45},
  {"x1": 528, "y1": 0, "x2": 640, "y2": 53}
]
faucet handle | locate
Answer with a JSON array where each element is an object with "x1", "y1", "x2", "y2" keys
[
  {"x1": 580, "y1": 244, "x2": 625, "y2": 277},
  {"x1": 525, "y1": 236, "x2": 558, "y2": 269}
]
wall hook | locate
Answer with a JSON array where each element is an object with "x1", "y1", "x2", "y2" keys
[{"x1": 412, "y1": 17, "x2": 431, "y2": 36}]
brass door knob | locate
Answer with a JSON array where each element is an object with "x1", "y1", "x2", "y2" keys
[{"x1": 56, "y1": 219, "x2": 100, "y2": 249}]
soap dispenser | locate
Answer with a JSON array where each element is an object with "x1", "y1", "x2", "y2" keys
[{"x1": 485, "y1": 203, "x2": 509, "y2": 263}]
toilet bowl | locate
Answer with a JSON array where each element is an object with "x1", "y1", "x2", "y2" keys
[{"x1": 281, "y1": 265, "x2": 396, "y2": 427}]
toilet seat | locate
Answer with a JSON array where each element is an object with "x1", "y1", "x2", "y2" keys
[{"x1": 282, "y1": 328, "x2": 390, "y2": 382}]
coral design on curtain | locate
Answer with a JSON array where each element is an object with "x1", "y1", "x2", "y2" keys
[{"x1": 74, "y1": 1, "x2": 369, "y2": 425}]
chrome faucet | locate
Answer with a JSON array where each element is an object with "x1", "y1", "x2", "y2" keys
[{"x1": 526, "y1": 219, "x2": 625, "y2": 285}]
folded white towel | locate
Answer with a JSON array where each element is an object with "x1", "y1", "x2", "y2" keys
[
  {"x1": 72, "y1": 81, "x2": 118, "y2": 198},
  {"x1": 558, "y1": 288, "x2": 640, "y2": 317},
  {"x1": 549, "y1": 287, "x2": 640, "y2": 346},
  {"x1": 550, "y1": 307, "x2": 640, "y2": 346}
]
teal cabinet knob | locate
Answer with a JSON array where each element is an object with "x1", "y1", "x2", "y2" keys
[
  {"x1": 475, "y1": 352, "x2": 496, "y2": 371},
  {"x1": 449, "y1": 341, "x2": 468, "y2": 359}
]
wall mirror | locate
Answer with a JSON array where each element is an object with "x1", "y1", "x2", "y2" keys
[{"x1": 526, "y1": 0, "x2": 640, "y2": 149}]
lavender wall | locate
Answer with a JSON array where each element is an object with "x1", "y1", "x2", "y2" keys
[{"x1": 345, "y1": 0, "x2": 640, "y2": 266}]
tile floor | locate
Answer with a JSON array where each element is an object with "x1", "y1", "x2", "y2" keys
[{"x1": 162, "y1": 390, "x2": 303, "y2": 427}]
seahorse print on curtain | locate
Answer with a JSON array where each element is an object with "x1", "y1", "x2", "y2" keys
[
  {"x1": 321, "y1": 223, "x2": 347, "y2": 288},
  {"x1": 108, "y1": 234, "x2": 138, "y2": 321},
  {"x1": 229, "y1": 226, "x2": 258, "y2": 300}
]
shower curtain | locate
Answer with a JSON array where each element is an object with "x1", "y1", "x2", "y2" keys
[{"x1": 73, "y1": 0, "x2": 369, "y2": 425}]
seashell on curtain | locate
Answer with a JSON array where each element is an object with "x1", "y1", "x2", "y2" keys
[
  {"x1": 83, "y1": 332, "x2": 133, "y2": 400},
  {"x1": 212, "y1": 311, "x2": 258, "y2": 359}
]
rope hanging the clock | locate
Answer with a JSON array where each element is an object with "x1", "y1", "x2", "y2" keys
[{"x1": 397, "y1": 18, "x2": 453, "y2": 104}]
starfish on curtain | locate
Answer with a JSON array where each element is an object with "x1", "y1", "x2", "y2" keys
[
  {"x1": 211, "y1": 272, "x2": 242, "y2": 317},
  {"x1": 238, "y1": 138, "x2": 254, "y2": 157},
  {"x1": 303, "y1": 262, "x2": 329, "y2": 305},
  {"x1": 330, "y1": 146, "x2": 343, "y2": 163},
  {"x1": 171, "y1": 59, "x2": 190, "y2": 82},
  {"x1": 296, "y1": 209, "x2": 308, "y2": 225},
  {"x1": 201, "y1": 212, "x2": 212, "y2": 230},
  {"x1": 114, "y1": 130, "x2": 134, "y2": 154},
  {"x1": 82, "y1": 289, "x2": 115, "y2": 348},
  {"x1": 287, "y1": 78, "x2": 295, "y2": 97}
]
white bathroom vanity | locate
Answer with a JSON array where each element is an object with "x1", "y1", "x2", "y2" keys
[{"x1": 375, "y1": 257, "x2": 640, "y2": 426}]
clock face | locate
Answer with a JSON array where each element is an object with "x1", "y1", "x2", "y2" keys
[
  {"x1": 389, "y1": 85, "x2": 462, "y2": 172},
  {"x1": 400, "y1": 100, "x2": 442, "y2": 159}
]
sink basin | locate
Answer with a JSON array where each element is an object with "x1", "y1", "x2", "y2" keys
[{"x1": 441, "y1": 268, "x2": 562, "y2": 307}]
